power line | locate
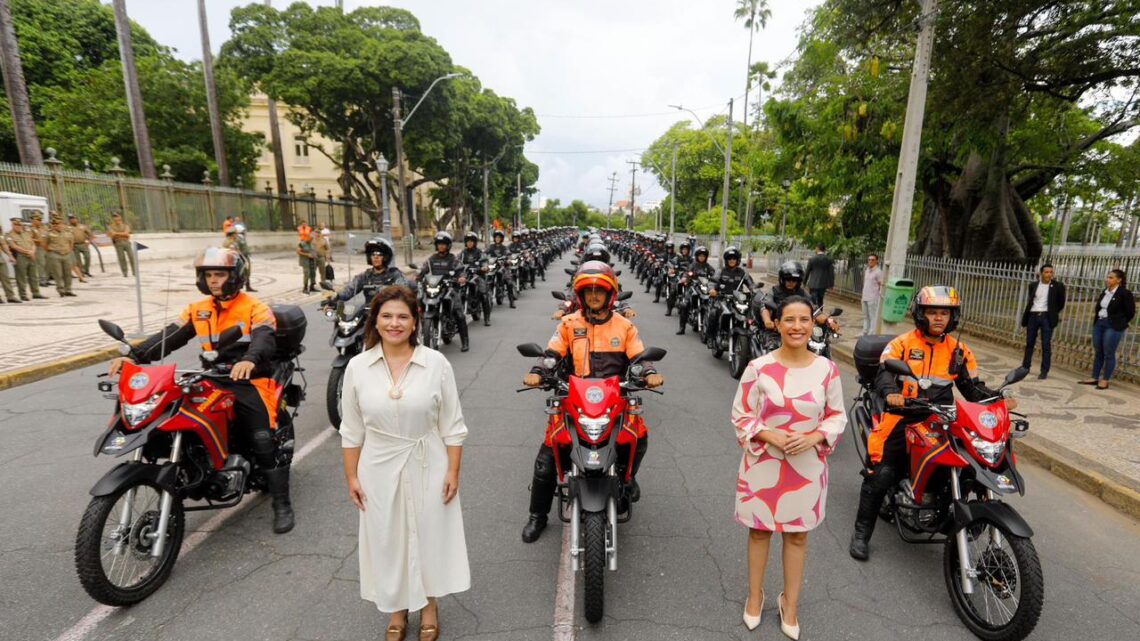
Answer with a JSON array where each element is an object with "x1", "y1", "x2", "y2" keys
[
  {"x1": 526, "y1": 147, "x2": 647, "y2": 155},
  {"x1": 534, "y1": 100, "x2": 727, "y2": 120}
]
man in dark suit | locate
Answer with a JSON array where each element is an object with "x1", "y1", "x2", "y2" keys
[
  {"x1": 1020, "y1": 264, "x2": 1066, "y2": 379},
  {"x1": 804, "y1": 243, "x2": 835, "y2": 308}
]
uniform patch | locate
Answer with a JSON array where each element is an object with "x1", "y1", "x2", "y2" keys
[
  {"x1": 573, "y1": 328, "x2": 587, "y2": 337},
  {"x1": 196, "y1": 310, "x2": 212, "y2": 320},
  {"x1": 610, "y1": 337, "x2": 621, "y2": 347},
  {"x1": 908, "y1": 348, "x2": 926, "y2": 361}
]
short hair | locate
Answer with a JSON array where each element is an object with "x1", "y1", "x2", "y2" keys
[
  {"x1": 363, "y1": 285, "x2": 420, "y2": 350},
  {"x1": 1039, "y1": 263, "x2": 1054, "y2": 273},
  {"x1": 816, "y1": 243, "x2": 826, "y2": 252},
  {"x1": 1110, "y1": 268, "x2": 1127, "y2": 286},
  {"x1": 868, "y1": 253, "x2": 878, "y2": 261}
]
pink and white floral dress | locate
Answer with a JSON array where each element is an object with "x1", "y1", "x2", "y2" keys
[{"x1": 732, "y1": 353, "x2": 846, "y2": 532}]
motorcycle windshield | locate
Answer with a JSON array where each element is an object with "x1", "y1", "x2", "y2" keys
[{"x1": 565, "y1": 375, "x2": 623, "y2": 419}]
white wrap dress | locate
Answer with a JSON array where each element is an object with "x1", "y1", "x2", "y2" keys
[{"x1": 340, "y1": 344, "x2": 471, "y2": 612}]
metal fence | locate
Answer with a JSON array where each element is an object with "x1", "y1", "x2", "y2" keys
[
  {"x1": 752, "y1": 248, "x2": 1140, "y2": 381},
  {"x1": 0, "y1": 159, "x2": 378, "y2": 233}
]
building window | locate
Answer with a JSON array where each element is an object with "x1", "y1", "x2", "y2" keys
[{"x1": 294, "y1": 136, "x2": 310, "y2": 164}]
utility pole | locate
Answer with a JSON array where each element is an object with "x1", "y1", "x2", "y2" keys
[
  {"x1": 719, "y1": 98, "x2": 734, "y2": 251},
  {"x1": 879, "y1": 0, "x2": 939, "y2": 334},
  {"x1": 670, "y1": 144, "x2": 678, "y2": 236},
  {"x1": 263, "y1": 1, "x2": 289, "y2": 227},
  {"x1": 606, "y1": 171, "x2": 619, "y2": 227},
  {"x1": 516, "y1": 172, "x2": 522, "y2": 229},
  {"x1": 392, "y1": 87, "x2": 413, "y2": 263},
  {"x1": 112, "y1": 0, "x2": 156, "y2": 178},
  {"x1": 0, "y1": 0, "x2": 43, "y2": 165},
  {"x1": 197, "y1": 0, "x2": 229, "y2": 186},
  {"x1": 626, "y1": 160, "x2": 639, "y2": 231}
]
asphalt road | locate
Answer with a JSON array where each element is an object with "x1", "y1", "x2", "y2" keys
[{"x1": 1, "y1": 254, "x2": 1138, "y2": 641}]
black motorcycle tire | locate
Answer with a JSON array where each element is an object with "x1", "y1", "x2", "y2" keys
[
  {"x1": 944, "y1": 520, "x2": 1044, "y2": 641},
  {"x1": 730, "y1": 332, "x2": 750, "y2": 379},
  {"x1": 712, "y1": 328, "x2": 726, "y2": 359},
  {"x1": 426, "y1": 318, "x2": 440, "y2": 350},
  {"x1": 75, "y1": 480, "x2": 185, "y2": 606},
  {"x1": 326, "y1": 366, "x2": 345, "y2": 430},
  {"x1": 583, "y1": 511, "x2": 606, "y2": 624}
]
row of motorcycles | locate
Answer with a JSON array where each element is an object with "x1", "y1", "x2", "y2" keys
[
  {"x1": 325, "y1": 230, "x2": 578, "y2": 427},
  {"x1": 615, "y1": 233, "x2": 841, "y2": 379}
]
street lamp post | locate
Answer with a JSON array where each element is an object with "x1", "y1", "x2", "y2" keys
[
  {"x1": 670, "y1": 100, "x2": 733, "y2": 251},
  {"x1": 376, "y1": 154, "x2": 391, "y2": 241},
  {"x1": 393, "y1": 72, "x2": 462, "y2": 263},
  {"x1": 780, "y1": 179, "x2": 791, "y2": 240},
  {"x1": 670, "y1": 143, "x2": 678, "y2": 236}
]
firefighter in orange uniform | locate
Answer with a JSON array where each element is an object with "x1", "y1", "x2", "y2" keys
[
  {"x1": 519, "y1": 261, "x2": 663, "y2": 542},
  {"x1": 108, "y1": 247, "x2": 295, "y2": 534},
  {"x1": 849, "y1": 286, "x2": 1015, "y2": 560}
]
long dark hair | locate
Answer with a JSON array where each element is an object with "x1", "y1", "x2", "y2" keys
[
  {"x1": 1110, "y1": 268, "x2": 1127, "y2": 287},
  {"x1": 363, "y1": 285, "x2": 420, "y2": 350}
]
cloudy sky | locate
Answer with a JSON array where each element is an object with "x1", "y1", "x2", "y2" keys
[{"x1": 128, "y1": 0, "x2": 821, "y2": 210}]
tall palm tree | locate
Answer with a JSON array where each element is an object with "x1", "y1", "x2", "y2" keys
[
  {"x1": 198, "y1": 0, "x2": 229, "y2": 186},
  {"x1": 0, "y1": 0, "x2": 42, "y2": 165},
  {"x1": 733, "y1": 0, "x2": 770, "y2": 129},
  {"x1": 111, "y1": 0, "x2": 156, "y2": 178}
]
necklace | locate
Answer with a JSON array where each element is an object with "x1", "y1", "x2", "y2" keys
[{"x1": 383, "y1": 348, "x2": 413, "y2": 399}]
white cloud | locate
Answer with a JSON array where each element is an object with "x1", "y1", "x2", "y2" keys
[{"x1": 125, "y1": 0, "x2": 820, "y2": 210}]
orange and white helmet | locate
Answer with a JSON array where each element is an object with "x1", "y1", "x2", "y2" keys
[
  {"x1": 572, "y1": 260, "x2": 619, "y2": 314},
  {"x1": 912, "y1": 285, "x2": 961, "y2": 333}
]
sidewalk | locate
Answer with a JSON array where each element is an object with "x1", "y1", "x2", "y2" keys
[
  {"x1": 0, "y1": 248, "x2": 433, "y2": 389},
  {"x1": 750, "y1": 268, "x2": 1140, "y2": 519}
]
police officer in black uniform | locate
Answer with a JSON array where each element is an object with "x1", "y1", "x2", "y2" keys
[
  {"x1": 677, "y1": 246, "x2": 715, "y2": 335},
  {"x1": 323, "y1": 237, "x2": 411, "y2": 309},
  {"x1": 705, "y1": 246, "x2": 755, "y2": 348},
  {"x1": 486, "y1": 229, "x2": 516, "y2": 308},
  {"x1": 419, "y1": 232, "x2": 470, "y2": 352},
  {"x1": 458, "y1": 231, "x2": 491, "y2": 326}
]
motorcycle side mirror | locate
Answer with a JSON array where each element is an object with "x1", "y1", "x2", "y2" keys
[
  {"x1": 564, "y1": 268, "x2": 576, "y2": 275},
  {"x1": 98, "y1": 319, "x2": 126, "y2": 342},
  {"x1": 617, "y1": 290, "x2": 633, "y2": 301},
  {"x1": 570, "y1": 260, "x2": 579, "y2": 266},
  {"x1": 516, "y1": 343, "x2": 545, "y2": 358},
  {"x1": 883, "y1": 358, "x2": 914, "y2": 378},
  {"x1": 632, "y1": 346, "x2": 666, "y2": 363},
  {"x1": 614, "y1": 270, "x2": 623, "y2": 276},
  {"x1": 1003, "y1": 366, "x2": 1030, "y2": 387},
  {"x1": 407, "y1": 263, "x2": 418, "y2": 270},
  {"x1": 831, "y1": 308, "x2": 843, "y2": 317},
  {"x1": 552, "y1": 290, "x2": 567, "y2": 301},
  {"x1": 215, "y1": 326, "x2": 243, "y2": 351}
]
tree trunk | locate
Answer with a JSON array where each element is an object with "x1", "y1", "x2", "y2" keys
[
  {"x1": 111, "y1": 0, "x2": 156, "y2": 178},
  {"x1": 0, "y1": 0, "x2": 41, "y2": 165},
  {"x1": 197, "y1": 0, "x2": 228, "y2": 186}
]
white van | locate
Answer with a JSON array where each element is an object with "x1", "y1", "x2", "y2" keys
[{"x1": 0, "y1": 192, "x2": 50, "y2": 279}]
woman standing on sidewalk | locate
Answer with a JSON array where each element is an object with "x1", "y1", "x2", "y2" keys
[
  {"x1": 732, "y1": 295, "x2": 846, "y2": 639},
  {"x1": 341, "y1": 286, "x2": 471, "y2": 641},
  {"x1": 1082, "y1": 269, "x2": 1135, "y2": 390}
]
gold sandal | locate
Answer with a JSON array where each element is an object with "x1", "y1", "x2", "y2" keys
[
  {"x1": 419, "y1": 623, "x2": 440, "y2": 641},
  {"x1": 385, "y1": 624, "x2": 407, "y2": 641}
]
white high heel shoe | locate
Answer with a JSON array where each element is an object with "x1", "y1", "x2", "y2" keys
[
  {"x1": 743, "y1": 591, "x2": 764, "y2": 630},
  {"x1": 778, "y1": 592, "x2": 800, "y2": 640}
]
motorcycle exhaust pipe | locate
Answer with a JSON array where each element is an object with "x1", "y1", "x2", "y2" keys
[
  {"x1": 150, "y1": 432, "x2": 183, "y2": 559},
  {"x1": 949, "y1": 470, "x2": 975, "y2": 594}
]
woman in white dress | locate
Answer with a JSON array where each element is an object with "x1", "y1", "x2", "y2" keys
[{"x1": 341, "y1": 285, "x2": 470, "y2": 641}]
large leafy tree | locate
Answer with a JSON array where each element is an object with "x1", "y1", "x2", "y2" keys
[
  {"x1": 781, "y1": 0, "x2": 1140, "y2": 260},
  {"x1": 221, "y1": 3, "x2": 539, "y2": 232},
  {"x1": 0, "y1": 0, "x2": 260, "y2": 181}
]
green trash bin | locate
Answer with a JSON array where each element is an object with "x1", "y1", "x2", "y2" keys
[{"x1": 881, "y1": 278, "x2": 916, "y2": 323}]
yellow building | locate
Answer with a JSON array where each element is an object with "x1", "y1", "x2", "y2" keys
[{"x1": 242, "y1": 92, "x2": 440, "y2": 237}]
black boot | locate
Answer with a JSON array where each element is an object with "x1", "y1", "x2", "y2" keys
[
  {"x1": 521, "y1": 514, "x2": 548, "y2": 543},
  {"x1": 627, "y1": 477, "x2": 641, "y2": 503},
  {"x1": 264, "y1": 467, "x2": 295, "y2": 534},
  {"x1": 849, "y1": 476, "x2": 888, "y2": 561}
]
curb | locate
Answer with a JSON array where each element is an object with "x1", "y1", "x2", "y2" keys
[
  {"x1": 0, "y1": 291, "x2": 331, "y2": 392},
  {"x1": 830, "y1": 341, "x2": 1140, "y2": 521}
]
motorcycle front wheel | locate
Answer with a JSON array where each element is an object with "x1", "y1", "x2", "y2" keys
[
  {"x1": 944, "y1": 520, "x2": 1044, "y2": 641},
  {"x1": 426, "y1": 318, "x2": 441, "y2": 350},
  {"x1": 729, "y1": 332, "x2": 751, "y2": 379},
  {"x1": 326, "y1": 366, "x2": 344, "y2": 430},
  {"x1": 583, "y1": 511, "x2": 606, "y2": 624},
  {"x1": 75, "y1": 480, "x2": 185, "y2": 606}
]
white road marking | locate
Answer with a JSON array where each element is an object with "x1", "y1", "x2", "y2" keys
[
  {"x1": 553, "y1": 519, "x2": 577, "y2": 641},
  {"x1": 52, "y1": 426, "x2": 337, "y2": 641}
]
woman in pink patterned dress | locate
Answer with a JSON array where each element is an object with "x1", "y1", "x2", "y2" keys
[{"x1": 732, "y1": 296, "x2": 846, "y2": 639}]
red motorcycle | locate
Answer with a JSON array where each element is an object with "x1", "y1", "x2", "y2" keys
[
  {"x1": 850, "y1": 336, "x2": 1043, "y2": 641},
  {"x1": 74, "y1": 312, "x2": 306, "y2": 606},
  {"x1": 517, "y1": 343, "x2": 665, "y2": 624}
]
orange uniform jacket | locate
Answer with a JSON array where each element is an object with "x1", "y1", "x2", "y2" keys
[
  {"x1": 869, "y1": 329, "x2": 990, "y2": 464},
  {"x1": 546, "y1": 310, "x2": 646, "y2": 379},
  {"x1": 136, "y1": 292, "x2": 281, "y2": 425}
]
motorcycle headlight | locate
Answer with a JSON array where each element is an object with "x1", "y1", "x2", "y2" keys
[
  {"x1": 578, "y1": 416, "x2": 610, "y2": 442},
  {"x1": 426, "y1": 286, "x2": 440, "y2": 296},
  {"x1": 123, "y1": 393, "x2": 164, "y2": 427},
  {"x1": 968, "y1": 432, "x2": 1006, "y2": 466},
  {"x1": 812, "y1": 326, "x2": 824, "y2": 339},
  {"x1": 338, "y1": 318, "x2": 360, "y2": 332}
]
